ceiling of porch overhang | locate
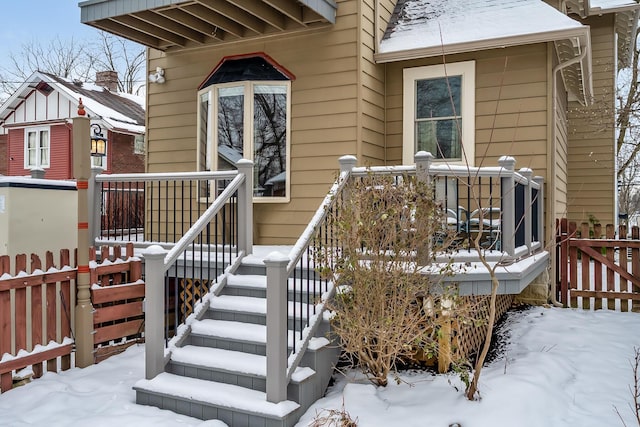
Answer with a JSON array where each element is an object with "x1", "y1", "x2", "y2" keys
[{"x1": 78, "y1": 0, "x2": 337, "y2": 51}]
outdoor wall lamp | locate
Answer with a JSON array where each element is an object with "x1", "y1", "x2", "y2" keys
[{"x1": 90, "y1": 123, "x2": 107, "y2": 157}]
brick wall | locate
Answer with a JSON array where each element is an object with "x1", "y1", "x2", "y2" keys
[{"x1": 108, "y1": 132, "x2": 144, "y2": 174}]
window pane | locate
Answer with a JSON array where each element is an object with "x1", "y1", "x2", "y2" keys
[
  {"x1": 416, "y1": 118, "x2": 461, "y2": 159},
  {"x1": 253, "y1": 85, "x2": 287, "y2": 197},
  {"x1": 217, "y1": 86, "x2": 244, "y2": 170},
  {"x1": 27, "y1": 132, "x2": 36, "y2": 166},
  {"x1": 39, "y1": 130, "x2": 49, "y2": 165},
  {"x1": 416, "y1": 76, "x2": 461, "y2": 119}
]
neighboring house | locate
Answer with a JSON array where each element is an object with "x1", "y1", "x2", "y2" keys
[
  {"x1": 0, "y1": 132, "x2": 6, "y2": 175},
  {"x1": 0, "y1": 71, "x2": 145, "y2": 179},
  {"x1": 79, "y1": 0, "x2": 639, "y2": 247}
]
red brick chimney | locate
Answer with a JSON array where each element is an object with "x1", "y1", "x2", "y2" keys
[{"x1": 95, "y1": 71, "x2": 119, "y2": 92}]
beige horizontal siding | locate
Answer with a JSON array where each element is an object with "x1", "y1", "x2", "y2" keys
[
  {"x1": 567, "y1": 14, "x2": 616, "y2": 226},
  {"x1": 359, "y1": 0, "x2": 386, "y2": 165},
  {"x1": 384, "y1": 44, "x2": 549, "y2": 177},
  {"x1": 146, "y1": 0, "x2": 362, "y2": 244}
]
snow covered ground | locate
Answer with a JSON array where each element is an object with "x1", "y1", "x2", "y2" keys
[{"x1": 0, "y1": 306, "x2": 639, "y2": 426}]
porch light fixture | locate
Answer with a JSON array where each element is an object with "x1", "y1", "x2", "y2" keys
[{"x1": 90, "y1": 124, "x2": 107, "y2": 157}]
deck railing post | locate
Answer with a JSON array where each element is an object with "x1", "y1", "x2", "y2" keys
[
  {"x1": 236, "y1": 159, "x2": 254, "y2": 255},
  {"x1": 414, "y1": 151, "x2": 433, "y2": 185},
  {"x1": 89, "y1": 166, "x2": 102, "y2": 247},
  {"x1": 142, "y1": 245, "x2": 167, "y2": 380},
  {"x1": 415, "y1": 151, "x2": 434, "y2": 264},
  {"x1": 338, "y1": 155, "x2": 356, "y2": 207},
  {"x1": 264, "y1": 252, "x2": 289, "y2": 403},
  {"x1": 519, "y1": 168, "x2": 533, "y2": 254},
  {"x1": 533, "y1": 176, "x2": 545, "y2": 246},
  {"x1": 499, "y1": 156, "x2": 516, "y2": 257},
  {"x1": 339, "y1": 155, "x2": 357, "y2": 175}
]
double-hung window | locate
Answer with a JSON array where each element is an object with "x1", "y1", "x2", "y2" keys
[
  {"x1": 198, "y1": 55, "x2": 292, "y2": 202},
  {"x1": 403, "y1": 61, "x2": 475, "y2": 165},
  {"x1": 24, "y1": 127, "x2": 50, "y2": 169}
]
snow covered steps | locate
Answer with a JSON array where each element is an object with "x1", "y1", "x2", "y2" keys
[
  {"x1": 134, "y1": 373, "x2": 301, "y2": 427},
  {"x1": 135, "y1": 260, "x2": 339, "y2": 427}
]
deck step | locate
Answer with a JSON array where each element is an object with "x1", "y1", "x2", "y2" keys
[
  {"x1": 135, "y1": 372, "x2": 300, "y2": 427},
  {"x1": 136, "y1": 255, "x2": 338, "y2": 427},
  {"x1": 192, "y1": 319, "x2": 266, "y2": 344},
  {"x1": 168, "y1": 346, "x2": 316, "y2": 392},
  {"x1": 187, "y1": 318, "x2": 330, "y2": 358},
  {"x1": 208, "y1": 295, "x2": 314, "y2": 319},
  {"x1": 172, "y1": 346, "x2": 268, "y2": 377},
  {"x1": 224, "y1": 274, "x2": 329, "y2": 300}
]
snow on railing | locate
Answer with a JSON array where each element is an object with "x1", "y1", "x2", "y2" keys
[
  {"x1": 140, "y1": 160, "x2": 254, "y2": 381},
  {"x1": 264, "y1": 151, "x2": 545, "y2": 402}
]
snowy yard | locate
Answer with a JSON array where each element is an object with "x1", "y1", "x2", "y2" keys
[{"x1": 0, "y1": 306, "x2": 639, "y2": 427}]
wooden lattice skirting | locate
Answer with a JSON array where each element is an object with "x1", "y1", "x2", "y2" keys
[{"x1": 439, "y1": 294, "x2": 514, "y2": 372}]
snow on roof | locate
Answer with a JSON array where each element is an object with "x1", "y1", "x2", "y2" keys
[
  {"x1": 378, "y1": 0, "x2": 589, "y2": 60},
  {"x1": 218, "y1": 144, "x2": 243, "y2": 165},
  {"x1": 590, "y1": 0, "x2": 640, "y2": 12},
  {"x1": 0, "y1": 71, "x2": 145, "y2": 135},
  {"x1": 43, "y1": 73, "x2": 145, "y2": 135},
  {"x1": 265, "y1": 171, "x2": 286, "y2": 186}
]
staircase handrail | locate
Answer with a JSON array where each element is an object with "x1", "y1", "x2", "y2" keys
[
  {"x1": 163, "y1": 172, "x2": 245, "y2": 271},
  {"x1": 286, "y1": 170, "x2": 351, "y2": 273},
  {"x1": 95, "y1": 170, "x2": 238, "y2": 183},
  {"x1": 283, "y1": 166, "x2": 352, "y2": 382},
  {"x1": 142, "y1": 161, "x2": 253, "y2": 380}
]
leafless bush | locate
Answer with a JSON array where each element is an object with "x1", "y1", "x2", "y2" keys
[
  {"x1": 318, "y1": 173, "x2": 472, "y2": 386},
  {"x1": 310, "y1": 400, "x2": 358, "y2": 427},
  {"x1": 615, "y1": 346, "x2": 640, "y2": 426}
]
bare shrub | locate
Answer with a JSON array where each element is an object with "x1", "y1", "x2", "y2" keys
[
  {"x1": 615, "y1": 346, "x2": 640, "y2": 426},
  {"x1": 318, "y1": 172, "x2": 470, "y2": 386},
  {"x1": 310, "y1": 400, "x2": 358, "y2": 427}
]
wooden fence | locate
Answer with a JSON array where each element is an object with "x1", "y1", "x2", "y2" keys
[
  {"x1": 0, "y1": 243, "x2": 145, "y2": 393},
  {"x1": 0, "y1": 250, "x2": 75, "y2": 393},
  {"x1": 558, "y1": 219, "x2": 640, "y2": 311},
  {"x1": 90, "y1": 243, "x2": 145, "y2": 363}
]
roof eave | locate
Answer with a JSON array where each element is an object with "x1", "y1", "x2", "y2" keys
[
  {"x1": 375, "y1": 27, "x2": 593, "y2": 107},
  {"x1": 0, "y1": 71, "x2": 54, "y2": 121},
  {"x1": 374, "y1": 27, "x2": 591, "y2": 63}
]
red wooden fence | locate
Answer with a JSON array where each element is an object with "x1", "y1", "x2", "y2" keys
[
  {"x1": 0, "y1": 243, "x2": 146, "y2": 393},
  {"x1": 0, "y1": 250, "x2": 75, "y2": 393},
  {"x1": 90, "y1": 244, "x2": 145, "y2": 363},
  {"x1": 558, "y1": 219, "x2": 640, "y2": 311}
]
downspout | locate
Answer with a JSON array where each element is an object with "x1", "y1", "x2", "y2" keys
[{"x1": 549, "y1": 38, "x2": 588, "y2": 307}]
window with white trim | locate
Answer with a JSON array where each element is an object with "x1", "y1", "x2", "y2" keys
[
  {"x1": 403, "y1": 61, "x2": 475, "y2": 165},
  {"x1": 24, "y1": 127, "x2": 50, "y2": 169},
  {"x1": 198, "y1": 79, "x2": 291, "y2": 202}
]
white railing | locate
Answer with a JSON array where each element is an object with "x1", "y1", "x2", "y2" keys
[
  {"x1": 263, "y1": 151, "x2": 545, "y2": 402},
  {"x1": 128, "y1": 151, "x2": 544, "y2": 404},
  {"x1": 140, "y1": 160, "x2": 254, "y2": 380}
]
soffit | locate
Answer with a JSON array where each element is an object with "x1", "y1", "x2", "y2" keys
[
  {"x1": 566, "y1": 0, "x2": 640, "y2": 68},
  {"x1": 78, "y1": 0, "x2": 336, "y2": 52}
]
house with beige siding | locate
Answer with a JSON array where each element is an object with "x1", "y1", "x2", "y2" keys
[
  {"x1": 79, "y1": 0, "x2": 637, "y2": 246},
  {"x1": 76, "y1": 0, "x2": 639, "y2": 425}
]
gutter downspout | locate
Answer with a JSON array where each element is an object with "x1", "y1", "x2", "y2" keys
[{"x1": 549, "y1": 38, "x2": 588, "y2": 307}]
